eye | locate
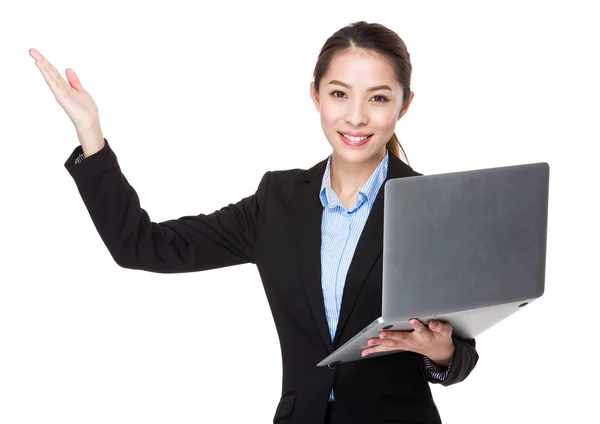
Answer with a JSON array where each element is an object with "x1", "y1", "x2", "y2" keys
[
  {"x1": 329, "y1": 91, "x2": 389, "y2": 102},
  {"x1": 372, "y1": 95, "x2": 389, "y2": 102}
]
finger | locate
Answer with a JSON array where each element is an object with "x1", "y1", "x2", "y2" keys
[
  {"x1": 32, "y1": 56, "x2": 61, "y2": 94},
  {"x1": 34, "y1": 60, "x2": 60, "y2": 94},
  {"x1": 429, "y1": 320, "x2": 453, "y2": 337},
  {"x1": 41, "y1": 58, "x2": 68, "y2": 90},
  {"x1": 362, "y1": 344, "x2": 398, "y2": 357},
  {"x1": 438, "y1": 322, "x2": 453, "y2": 337},
  {"x1": 364, "y1": 337, "x2": 406, "y2": 349},
  {"x1": 30, "y1": 49, "x2": 68, "y2": 95},
  {"x1": 409, "y1": 318, "x2": 428, "y2": 334},
  {"x1": 29, "y1": 48, "x2": 43, "y2": 60},
  {"x1": 378, "y1": 331, "x2": 413, "y2": 349},
  {"x1": 30, "y1": 48, "x2": 63, "y2": 80},
  {"x1": 379, "y1": 330, "x2": 411, "y2": 341},
  {"x1": 65, "y1": 68, "x2": 85, "y2": 92},
  {"x1": 373, "y1": 338, "x2": 405, "y2": 348},
  {"x1": 379, "y1": 331, "x2": 395, "y2": 341}
]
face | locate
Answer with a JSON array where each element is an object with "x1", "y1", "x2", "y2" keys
[{"x1": 310, "y1": 48, "x2": 414, "y2": 165}]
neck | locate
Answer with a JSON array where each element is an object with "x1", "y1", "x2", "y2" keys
[{"x1": 329, "y1": 148, "x2": 387, "y2": 197}]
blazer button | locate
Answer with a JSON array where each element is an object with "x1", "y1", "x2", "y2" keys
[{"x1": 328, "y1": 361, "x2": 340, "y2": 370}]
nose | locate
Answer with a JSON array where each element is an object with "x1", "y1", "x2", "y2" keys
[{"x1": 344, "y1": 99, "x2": 368, "y2": 127}]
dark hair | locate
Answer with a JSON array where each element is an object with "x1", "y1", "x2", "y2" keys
[{"x1": 312, "y1": 21, "x2": 412, "y2": 165}]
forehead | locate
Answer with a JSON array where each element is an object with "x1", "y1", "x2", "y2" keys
[{"x1": 325, "y1": 48, "x2": 398, "y2": 88}]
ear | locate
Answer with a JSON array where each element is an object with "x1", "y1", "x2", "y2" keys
[
  {"x1": 310, "y1": 82, "x2": 320, "y2": 112},
  {"x1": 397, "y1": 91, "x2": 415, "y2": 121}
]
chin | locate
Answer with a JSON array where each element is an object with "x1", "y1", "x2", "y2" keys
[
  {"x1": 332, "y1": 139, "x2": 385, "y2": 163},
  {"x1": 335, "y1": 149, "x2": 369, "y2": 160}
]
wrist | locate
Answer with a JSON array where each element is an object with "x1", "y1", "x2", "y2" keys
[
  {"x1": 427, "y1": 341, "x2": 455, "y2": 367},
  {"x1": 77, "y1": 125, "x2": 105, "y2": 158}
]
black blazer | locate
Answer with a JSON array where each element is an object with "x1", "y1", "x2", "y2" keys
[{"x1": 65, "y1": 139, "x2": 478, "y2": 424}]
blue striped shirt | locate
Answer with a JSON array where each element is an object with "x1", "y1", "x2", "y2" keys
[{"x1": 74, "y1": 149, "x2": 450, "y2": 403}]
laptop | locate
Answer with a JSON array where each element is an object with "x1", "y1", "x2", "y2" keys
[{"x1": 317, "y1": 162, "x2": 550, "y2": 367}]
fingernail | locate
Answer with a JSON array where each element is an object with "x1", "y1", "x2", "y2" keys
[{"x1": 430, "y1": 321, "x2": 437, "y2": 327}]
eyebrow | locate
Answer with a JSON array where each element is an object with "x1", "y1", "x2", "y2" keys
[{"x1": 327, "y1": 80, "x2": 393, "y2": 92}]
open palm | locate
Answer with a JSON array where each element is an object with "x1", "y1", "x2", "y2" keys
[{"x1": 29, "y1": 48, "x2": 100, "y2": 132}]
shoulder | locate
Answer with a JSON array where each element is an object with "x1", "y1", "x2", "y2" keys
[
  {"x1": 267, "y1": 157, "x2": 328, "y2": 185},
  {"x1": 252, "y1": 158, "x2": 327, "y2": 206},
  {"x1": 387, "y1": 151, "x2": 424, "y2": 178}
]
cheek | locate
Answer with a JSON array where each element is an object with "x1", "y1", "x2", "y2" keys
[
  {"x1": 320, "y1": 106, "x2": 342, "y2": 128},
  {"x1": 320, "y1": 98, "x2": 352, "y2": 123},
  {"x1": 371, "y1": 110, "x2": 397, "y2": 130}
]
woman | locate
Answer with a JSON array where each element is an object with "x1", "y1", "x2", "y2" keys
[{"x1": 30, "y1": 21, "x2": 478, "y2": 424}]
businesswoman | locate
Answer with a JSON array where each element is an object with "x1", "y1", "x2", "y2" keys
[{"x1": 30, "y1": 21, "x2": 478, "y2": 424}]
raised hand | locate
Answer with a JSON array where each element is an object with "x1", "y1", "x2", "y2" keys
[{"x1": 29, "y1": 48, "x2": 104, "y2": 155}]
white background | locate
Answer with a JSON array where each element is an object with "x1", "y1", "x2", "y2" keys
[{"x1": 1, "y1": 1, "x2": 598, "y2": 423}]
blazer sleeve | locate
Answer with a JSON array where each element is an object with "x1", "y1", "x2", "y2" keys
[
  {"x1": 422, "y1": 356, "x2": 451, "y2": 381},
  {"x1": 423, "y1": 336, "x2": 479, "y2": 386},
  {"x1": 64, "y1": 138, "x2": 271, "y2": 273}
]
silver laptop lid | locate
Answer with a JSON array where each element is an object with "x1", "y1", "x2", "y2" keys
[{"x1": 381, "y1": 162, "x2": 550, "y2": 320}]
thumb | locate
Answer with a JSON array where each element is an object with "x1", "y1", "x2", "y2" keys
[
  {"x1": 65, "y1": 68, "x2": 85, "y2": 92},
  {"x1": 428, "y1": 320, "x2": 452, "y2": 337}
]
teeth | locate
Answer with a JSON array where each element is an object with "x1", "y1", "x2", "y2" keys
[{"x1": 343, "y1": 133, "x2": 370, "y2": 142}]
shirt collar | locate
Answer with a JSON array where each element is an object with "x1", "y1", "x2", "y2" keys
[{"x1": 319, "y1": 150, "x2": 389, "y2": 210}]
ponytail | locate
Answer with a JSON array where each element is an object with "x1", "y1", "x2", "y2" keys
[{"x1": 386, "y1": 132, "x2": 410, "y2": 166}]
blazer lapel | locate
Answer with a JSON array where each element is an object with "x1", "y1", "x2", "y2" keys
[
  {"x1": 294, "y1": 157, "x2": 333, "y2": 352},
  {"x1": 294, "y1": 151, "x2": 419, "y2": 352}
]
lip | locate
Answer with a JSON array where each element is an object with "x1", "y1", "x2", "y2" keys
[
  {"x1": 339, "y1": 131, "x2": 373, "y2": 137},
  {"x1": 338, "y1": 132, "x2": 373, "y2": 147}
]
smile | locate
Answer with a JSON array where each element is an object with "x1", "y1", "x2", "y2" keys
[{"x1": 338, "y1": 132, "x2": 373, "y2": 146}]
